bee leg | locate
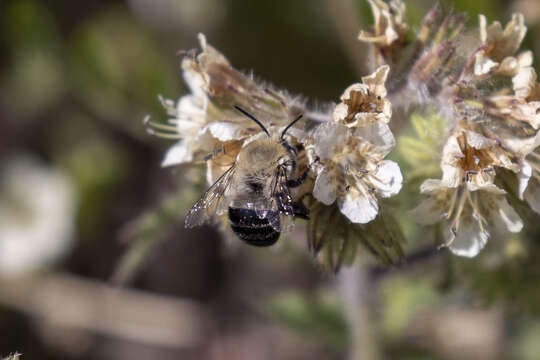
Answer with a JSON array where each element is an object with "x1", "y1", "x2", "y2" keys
[
  {"x1": 292, "y1": 201, "x2": 309, "y2": 220},
  {"x1": 287, "y1": 168, "x2": 309, "y2": 188},
  {"x1": 281, "y1": 142, "x2": 298, "y2": 175}
]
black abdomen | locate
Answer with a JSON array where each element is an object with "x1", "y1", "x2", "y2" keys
[{"x1": 228, "y1": 207, "x2": 280, "y2": 246}]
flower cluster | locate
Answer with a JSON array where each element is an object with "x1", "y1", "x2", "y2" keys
[
  {"x1": 358, "y1": 0, "x2": 408, "y2": 68},
  {"x1": 149, "y1": 1, "x2": 540, "y2": 266},
  {"x1": 149, "y1": 32, "x2": 404, "y2": 269},
  {"x1": 357, "y1": 1, "x2": 540, "y2": 257},
  {"x1": 308, "y1": 66, "x2": 402, "y2": 224},
  {"x1": 149, "y1": 34, "x2": 306, "y2": 183}
]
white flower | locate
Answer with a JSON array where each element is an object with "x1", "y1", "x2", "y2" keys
[
  {"x1": 158, "y1": 35, "x2": 251, "y2": 167},
  {"x1": 474, "y1": 13, "x2": 531, "y2": 77},
  {"x1": 411, "y1": 130, "x2": 523, "y2": 257},
  {"x1": 310, "y1": 121, "x2": 402, "y2": 224},
  {"x1": 411, "y1": 180, "x2": 522, "y2": 257},
  {"x1": 442, "y1": 129, "x2": 519, "y2": 178},
  {"x1": 333, "y1": 66, "x2": 392, "y2": 127},
  {"x1": 0, "y1": 156, "x2": 77, "y2": 278},
  {"x1": 310, "y1": 70, "x2": 401, "y2": 224},
  {"x1": 155, "y1": 34, "x2": 308, "y2": 170},
  {"x1": 508, "y1": 66, "x2": 540, "y2": 129},
  {"x1": 358, "y1": 0, "x2": 407, "y2": 47}
]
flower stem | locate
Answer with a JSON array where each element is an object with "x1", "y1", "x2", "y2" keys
[{"x1": 338, "y1": 263, "x2": 379, "y2": 360}]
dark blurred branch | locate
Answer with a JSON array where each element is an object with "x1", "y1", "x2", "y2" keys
[{"x1": 368, "y1": 245, "x2": 442, "y2": 280}]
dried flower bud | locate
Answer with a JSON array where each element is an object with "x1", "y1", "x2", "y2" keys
[
  {"x1": 474, "y1": 14, "x2": 530, "y2": 76},
  {"x1": 358, "y1": 0, "x2": 408, "y2": 67},
  {"x1": 333, "y1": 66, "x2": 392, "y2": 127},
  {"x1": 151, "y1": 34, "x2": 308, "y2": 179}
]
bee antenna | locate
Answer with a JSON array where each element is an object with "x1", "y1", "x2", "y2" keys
[
  {"x1": 234, "y1": 106, "x2": 270, "y2": 137},
  {"x1": 281, "y1": 114, "x2": 303, "y2": 141}
]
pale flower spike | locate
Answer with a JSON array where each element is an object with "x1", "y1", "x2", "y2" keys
[
  {"x1": 357, "y1": 0, "x2": 540, "y2": 258},
  {"x1": 150, "y1": 1, "x2": 540, "y2": 268}
]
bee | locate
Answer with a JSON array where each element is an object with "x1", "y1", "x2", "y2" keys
[{"x1": 185, "y1": 106, "x2": 310, "y2": 246}]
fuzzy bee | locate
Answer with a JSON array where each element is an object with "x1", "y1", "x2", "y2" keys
[{"x1": 185, "y1": 106, "x2": 309, "y2": 246}]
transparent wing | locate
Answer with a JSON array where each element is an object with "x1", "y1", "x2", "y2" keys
[
  {"x1": 268, "y1": 166, "x2": 295, "y2": 233},
  {"x1": 185, "y1": 165, "x2": 236, "y2": 228},
  {"x1": 272, "y1": 166, "x2": 294, "y2": 216}
]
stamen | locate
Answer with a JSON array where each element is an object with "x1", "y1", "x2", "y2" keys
[
  {"x1": 445, "y1": 187, "x2": 458, "y2": 220},
  {"x1": 146, "y1": 120, "x2": 178, "y2": 132},
  {"x1": 448, "y1": 185, "x2": 467, "y2": 244},
  {"x1": 144, "y1": 115, "x2": 182, "y2": 139},
  {"x1": 146, "y1": 128, "x2": 182, "y2": 139},
  {"x1": 467, "y1": 190, "x2": 487, "y2": 233}
]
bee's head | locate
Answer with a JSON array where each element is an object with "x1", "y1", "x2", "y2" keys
[{"x1": 234, "y1": 105, "x2": 303, "y2": 147}]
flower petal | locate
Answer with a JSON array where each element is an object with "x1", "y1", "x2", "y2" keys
[
  {"x1": 372, "y1": 160, "x2": 403, "y2": 197},
  {"x1": 511, "y1": 102, "x2": 540, "y2": 129},
  {"x1": 333, "y1": 103, "x2": 349, "y2": 124},
  {"x1": 313, "y1": 170, "x2": 338, "y2": 205},
  {"x1": 494, "y1": 197, "x2": 523, "y2": 233},
  {"x1": 313, "y1": 123, "x2": 349, "y2": 160},
  {"x1": 474, "y1": 52, "x2": 498, "y2": 76},
  {"x1": 204, "y1": 122, "x2": 246, "y2": 141},
  {"x1": 358, "y1": 0, "x2": 406, "y2": 47},
  {"x1": 513, "y1": 66, "x2": 537, "y2": 99},
  {"x1": 338, "y1": 188, "x2": 379, "y2": 224},
  {"x1": 353, "y1": 121, "x2": 395, "y2": 156},
  {"x1": 466, "y1": 182, "x2": 506, "y2": 194},
  {"x1": 518, "y1": 161, "x2": 532, "y2": 199},
  {"x1": 176, "y1": 94, "x2": 206, "y2": 120},
  {"x1": 361, "y1": 65, "x2": 390, "y2": 97},
  {"x1": 447, "y1": 219, "x2": 489, "y2": 258},
  {"x1": 419, "y1": 179, "x2": 445, "y2": 193},
  {"x1": 409, "y1": 197, "x2": 445, "y2": 225},
  {"x1": 500, "y1": 130, "x2": 540, "y2": 155},
  {"x1": 441, "y1": 163, "x2": 462, "y2": 188},
  {"x1": 518, "y1": 50, "x2": 534, "y2": 68},
  {"x1": 465, "y1": 130, "x2": 496, "y2": 149},
  {"x1": 524, "y1": 177, "x2": 540, "y2": 214},
  {"x1": 161, "y1": 141, "x2": 192, "y2": 167},
  {"x1": 182, "y1": 59, "x2": 207, "y2": 100}
]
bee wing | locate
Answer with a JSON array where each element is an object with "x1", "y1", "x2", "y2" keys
[
  {"x1": 185, "y1": 165, "x2": 236, "y2": 228},
  {"x1": 272, "y1": 166, "x2": 294, "y2": 216},
  {"x1": 264, "y1": 166, "x2": 295, "y2": 233}
]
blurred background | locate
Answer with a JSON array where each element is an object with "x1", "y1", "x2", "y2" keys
[{"x1": 2, "y1": 0, "x2": 540, "y2": 359}]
